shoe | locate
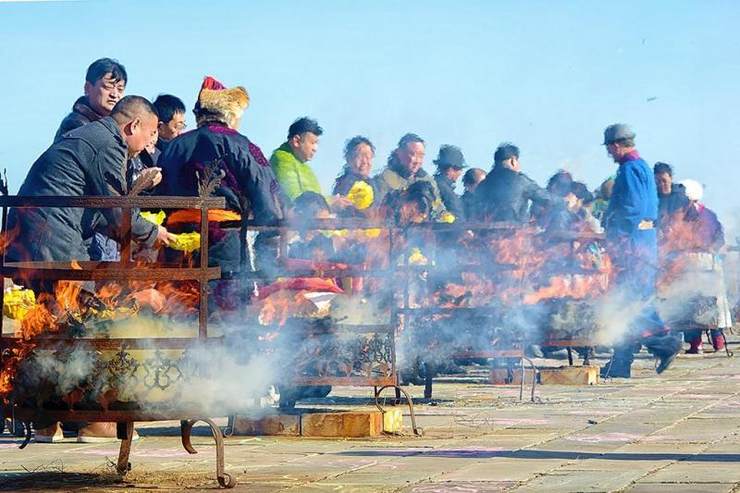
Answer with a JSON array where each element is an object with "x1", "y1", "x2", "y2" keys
[
  {"x1": 34, "y1": 422, "x2": 64, "y2": 443},
  {"x1": 685, "y1": 334, "x2": 703, "y2": 354},
  {"x1": 712, "y1": 333, "x2": 726, "y2": 351},
  {"x1": 645, "y1": 335, "x2": 682, "y2": 374},
  {"x1": 77, "y1": 422, "x2": 140, "y2": 443}
]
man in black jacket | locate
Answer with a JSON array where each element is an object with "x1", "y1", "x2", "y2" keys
[
  {"x1": 8, "y1": 96, "x2": 171, "y2": 265},
  {"x1": 475, "y1": 143, "x2": 553, "y2": 222},
  {"x1": 654, "y1": 162, "x2": 689, "y2": 226},
  {"x1": 433, "y1": 145, "x2": 466, "y2": 219},
  {"x1": 54, "y1": 58, "x2": 127, "y2": 143}
]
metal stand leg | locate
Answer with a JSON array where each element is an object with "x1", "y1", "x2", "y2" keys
[
  {"x1": 116, "y1": 422, "x2": 134, "y2": 475},
  {"x1": 179, "y1": 418, "x2": 236, "y2": 489},
  {"x1": 520, "y1": 357, "x2": 539, "y2": 403},
  {"x1": 375, "y1": 385, "x2": 423, "y2": 436},
  {"x1": 424, "y1": 364, "x2": 433, "y2": 400}
]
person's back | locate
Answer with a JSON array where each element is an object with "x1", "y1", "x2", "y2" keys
[
  {"x1": 476, "y1": 165, "x2": 547, "y2": 222},
  {"x1": 161, "y1": 124, "x2": 282, "y2": 222},
  {"x1": 9, "y1": 117, "x2": 127, "y2": 262}
]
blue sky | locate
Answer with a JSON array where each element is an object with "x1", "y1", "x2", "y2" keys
[{"x1": 1, "y1": 0, "x2": 739, "y2": 233}]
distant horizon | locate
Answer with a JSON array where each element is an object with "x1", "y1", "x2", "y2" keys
[{"x1": 1, "y1": 0, "x2": 738, "y2": 237}]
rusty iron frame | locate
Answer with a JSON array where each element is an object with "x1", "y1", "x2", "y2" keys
[
  {"x1": 395, "y1": 222, "x2": 607, "y2": 401},
  {"x1": 0, "y1": 191, "x2": 239, "y2": 489}
]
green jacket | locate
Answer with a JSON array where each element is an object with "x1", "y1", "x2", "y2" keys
[{"x1": 270, "y1": 142, "x2": 322, "y2": 201}]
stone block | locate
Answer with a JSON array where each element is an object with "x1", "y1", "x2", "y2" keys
[
  {"x1": 490, "y1": 367, "x2": 537, "y2": 385},
  {"x1": 539, "y1": 365, "x2": 599, "y2": 385},
  {"x1": 301, "y1": 410, "x2": 382, "y2": 437},
  {"x1": 232, "y1": 413, "x2": 301, "y2": 436},
  {"x1": 382, "y1": 408, "x2": 403, "y2": 434}
]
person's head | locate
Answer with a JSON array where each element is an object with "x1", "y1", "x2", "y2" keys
[
  {"x1": 565, "y1": 181, "x2": 593, "y2": 211},
  {"x1": 288, "y1": 117, "x2": 322, "y2": 163},
  {"x1": 493, "y1": 143, "x2": 520, "y2": 171},
  {"x1": 111, "y1": 96, "x2": 159, "y2": 157},
  {"x1": 653, "y1": 162, "x2": 674, "y2": 196},
  {"x1": 293, "y1": 191, "x2": 332, "y2": 221},
  {"x1": 344, "y1": 135, "x2": 375, "y2": 178},
  {"x1": 598, "y1": 177, "x2": 615, "y2": 200},
  {"x1": 386, "y1": 180, "x2": 436, "y2": 225},
  {"x1": 393, "y1": 133, "x2": 425, "y2": 176},
  {"x1": 547, "y1": 170, "x2": 573, "y2": 197},
  {"x1": 193, "y1": 76, "x2": 249, "y2": 130},
  {"x1": 434, "y1": 144, "x2": 466, "y2": 182},
  {"x1": 83, "y1": 58, "x2": 127, "y2": 116},
  {"x1": 603, "y1": 123, "x2": 636, "y2": 162},
  {"x1": 153, "y1": 94, "x2": 186, "y2": 141},
  {"x1": 462, "y1": 168, "x2": 486, "y2": 193}
]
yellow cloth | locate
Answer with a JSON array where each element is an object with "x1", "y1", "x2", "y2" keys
[
  {"x1": 170, "y1": 232, "x2": 201, "y2": 252},
  {"x1": 3, "y1": 288, "x2": 36, "y2": 320},
  {"x1": 408, "y1": 248, "x2": 428, "y2": 266},
  {"x1": 140, "y1": 210, "x2": 166, "y2": 226},
  {"x1": 439, "y1": 212, "x2": 456, "y2": 223},
  {"x1": 347, "y1": 181, "x2": 374, "y2": 210}
]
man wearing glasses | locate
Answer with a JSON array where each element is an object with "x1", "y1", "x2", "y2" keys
[
  {"x1": 54, "y1": 57, "x2": 127, "y2": 143},
  {"x1": 152, "y1": 94, "x2": 187, "y2": 159}
]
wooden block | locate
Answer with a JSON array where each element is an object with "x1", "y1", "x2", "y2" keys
[
  {"x1": 301, "y1": 411, "x2": 382, "y2": 438},
  {"x1": 382, "y1": 408, "x2": 403, "y2": 434},
  {"x1": 232, "y1": 413, "x2": 301, "y2": 436},
  {"x1": 490, "y1": 367, "x2": 537, "y2": 385},
  {"x1": 539, "y1": 365, "x2": 600, "y2": 385}
]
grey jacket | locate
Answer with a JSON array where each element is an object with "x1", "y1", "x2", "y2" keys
[{"x1": 8, "y1": 117, "x2": 157, "y2": 262}]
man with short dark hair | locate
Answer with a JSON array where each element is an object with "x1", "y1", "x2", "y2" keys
[
  {"x1": 653, "y1": 161, "x2": 688, "y2": 225},
  {"x1": 270, "y1": 117, "x2": 324, "y2": 201},
  {"x1": 9, "y1": 96, "x2": 170, "y2": 266},
  {"x1": 54, "y1": 58, "x2": 127, "y2": 143},
  {"x1": 601, "y1": 123, "x2": 682, "y2": 378},
  {"x1": 374, "y1": 133, "x2": 445, "y2": 213},
  {"x1": 474, "y1": 143, "x2": 552, "y2": 222},
  {"x1": 433, "y1": 145, "x2": 466, "y2": 218},
  {"x1": 152, "y1": 94, "x2": 187, "y2": 156},
  {"x1": 461, "y1": 168, "x2": 486, "y2": 220}
]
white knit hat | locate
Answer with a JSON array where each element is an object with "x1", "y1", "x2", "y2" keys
[{"x1": 679, "y1": 179, "x2": 703, "y2": 202}]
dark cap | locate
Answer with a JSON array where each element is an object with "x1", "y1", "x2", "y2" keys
[
  {"x1": 433, "y1": 144, "x2": 466, "y2": 169},
  {"x1": 603, "y1": 123, "x2": 636, "y2": 145}
]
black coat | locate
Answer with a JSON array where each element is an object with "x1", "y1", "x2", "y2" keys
[
  {"x1": 474, "y1": 165, "x2": 553, "y2": 222},
  {"x1": 8, "y1": 117, "x2": 157, "y2": 262},
  {"x1": 434, "y1": 174, "x2": 463, "y2": 218},
  {"x1": 53, "y1": 96, "x2": 105, "y2": 144},
  {"x1": 159, "y1": 124, "x2": 285, "y2": 273},
  {"x1": 658, "y1": 184, "x2": 689, "y2": 225},
  {"x1": 461, "y1": 191, "x2": 477, "y2": 221},
  {"x1": 160, "y1": 124, "x2": 284, "y2": 222}
]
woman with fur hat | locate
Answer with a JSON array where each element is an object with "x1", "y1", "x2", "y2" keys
[{"x1": 159, "y1": 76, "x2": 285, "y2": 274}]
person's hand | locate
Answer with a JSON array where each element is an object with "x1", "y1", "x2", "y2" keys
[
  {"x1": 156, "y1": 226, "x2": 176, "y2": 246},
  {"x1": 140, "y1": 167, "x2": 162, "y2": 189},
  {"x1": 330, "y1": 195, "x2": 354, "y2": 209}
]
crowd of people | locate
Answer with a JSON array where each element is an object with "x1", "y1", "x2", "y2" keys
[{"x1": 4, "y1": 58, "x2": 734, "y2": 440}]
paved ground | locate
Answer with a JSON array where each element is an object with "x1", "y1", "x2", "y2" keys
[{"x1": 1, "y1": 338, "x2": 739, "y2": 492}]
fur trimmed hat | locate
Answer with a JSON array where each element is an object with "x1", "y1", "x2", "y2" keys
[{"x1": 194, "y1": 76, "x2": 249, "y2": 124}]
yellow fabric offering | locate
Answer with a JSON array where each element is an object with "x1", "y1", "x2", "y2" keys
[
  {"x1": 3, "y1": 288, "x2": 36, "y2": 320},
  {"x1": 408, "y1": 248, "x2": 428, "y2": 266},
  {"x1": 140, "y1": 210, "x2": 166, "y2": 226},
  {"x1": 169, "y1": 232, "x2": 201, "y2": 252},
  {"x1": 439, "y1": 211, "x2": 456, "y2": 223},
  {"x1": 346, "y1": 181, "x2": 374, "y2": 210}
]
